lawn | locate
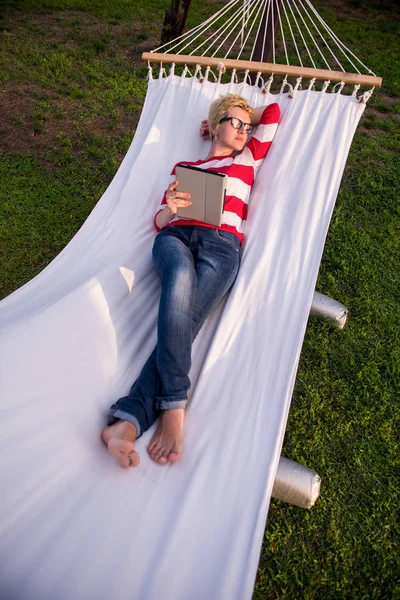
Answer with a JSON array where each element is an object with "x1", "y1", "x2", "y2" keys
[{"x1": 0, "y1": 0, "x2": 399, "y2": 598}]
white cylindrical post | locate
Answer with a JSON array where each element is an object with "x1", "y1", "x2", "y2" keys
[
  {"x1": 272, "y1": 456, "x2": 321, "y2": 508},
  {"x1": 310, "y1": 291, "x2": 348, "y2": 329}
]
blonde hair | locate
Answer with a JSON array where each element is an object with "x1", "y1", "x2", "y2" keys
[{"x1": 208, "y1": 93, "x2": 254, "y2": 140}]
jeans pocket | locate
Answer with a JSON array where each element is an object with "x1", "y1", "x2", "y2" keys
[{"x1": 215, "y1": 229, "x2": 240, "y2": 252}]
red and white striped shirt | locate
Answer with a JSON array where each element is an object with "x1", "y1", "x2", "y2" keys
[{"x1": 154, "y1": 103, "x2": 280, "y2": 243}]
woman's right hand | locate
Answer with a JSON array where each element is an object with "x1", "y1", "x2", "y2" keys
[{"x1": 166, "y1": 180, "x2": 192, "y2": 214}]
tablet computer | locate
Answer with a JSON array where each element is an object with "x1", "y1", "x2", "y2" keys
[{"x1": 175, "y1": 164, "x2": 227, "y2": 227}]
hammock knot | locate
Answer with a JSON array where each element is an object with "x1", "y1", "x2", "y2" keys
[
  {"x1": 359, "y1": 87, "x2": 375, "y2": 104},
  {"x1": 322, "y1": 80, "x2": 331, "y2": 93},
  {"x1": 333, "y1": 81, "x2": 345, "y2": 94},
  {"x1": 262, "y1": 74, "x2": 274, "y2": 94},
  {"x1": 289, "y1": 76, "x2": 303, "y2": 97},
  {"x1": 216, "y1": 61, "x2": 226, "y2": 74},
  {"x1": 308, "y1": 77, "x2": 316, "y2": 91},
  {"x1": 182, "y1": 64, "x2": 192, "y2": 79},
  {"x1": 195, "y1": 64, "x2": 204, "y2": 82},
  {"x1": 352, "y1": 84, "x2": 361, "y2": 98},
  {"x1": 281, "y1": 76, "x2": 293, "y2": 96}
]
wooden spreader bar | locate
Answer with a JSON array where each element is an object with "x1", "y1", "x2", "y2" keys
[{"x1": 142, "y1": 52, "x2": 382, "y2": 88}]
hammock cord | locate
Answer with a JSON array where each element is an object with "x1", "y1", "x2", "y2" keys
[
  {"x1": 225, "y1": 0, "x2": 266, "y2": 60},
  {"x1": 302, "y1": 0, "x2": 374, "y2": 75},
  {"x1": 196, "y1": 1, "x2": 249, "y2": 57},
  {"x1": 153, "y1": 0, "x2": 241, "y2": 55},
  {"x1": 148, "y1": 0, "x2": 378, "y2": 97},
  {"x1": 332, "y1": 81, "x2": 345, "y2": 93},
  {"x1": 271, "y1": 0, "x2": 275, "y2": 64},
  {"x1": 276, "y1": 0, "x2": 290, "y2": 65},
  {"x1": 281, "y1": 0, "x2": 303, "y2": 67},
  {"x1": 209, "y1": 0, "x2": 258, "y2": 58},
  {"x1": 260, "y1": 0, "x2": 272, "y2": 63},
  {"x1": 241, "y1": 0, "x2": 250, "y2": 48},
  {"x1": 236, "y1": 0, "x2": 267, "y2": 60},
  {"x1": 263, "y1": 73, "x2": 274, "y2": 92},
  {"x1": 290, "y1": 0, "x2": 317, "y2": 69},
  {"x1": 297, "y1": 0, "x2": 346, "y2": 72},
  {"x1": 249, "y1": 0, "x2": 269, "y2": 61},
  {"x1": 188, "y1": 9, "x2": 240, "y2": 56}
]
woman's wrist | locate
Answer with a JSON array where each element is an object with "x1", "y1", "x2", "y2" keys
[{"x1": 155, "y1": 205, "x2": 174, "y2": 229}]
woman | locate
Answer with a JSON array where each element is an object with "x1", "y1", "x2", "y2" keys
[{"x1": 101, "y1": 93, "x2": 280, "y2": 468}]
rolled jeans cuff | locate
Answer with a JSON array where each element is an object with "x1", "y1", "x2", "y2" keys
[
  {"x1": 156, "y1": 397, "x2": 187, "y2": 410},
  {"x1": 107, "y1": 409, "x2": 141, "y2": 439}
]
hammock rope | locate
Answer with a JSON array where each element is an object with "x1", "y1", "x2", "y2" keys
[
  {"x1": 289, "y1": 0, "x2": 319, "y2": 69},
  {"x1": 296, "y1": 0, "x2": 347, "y2": 72},
  {"x1": 228, "y1": 0, "x2": 266, "y2": 59},
  {"x1": 303, "y1": 0, "x2": 374, "y2": 75},
  {"x1": 158, "y1": 0, "x2": 242, "y2": 56},
  {"x1": 199, "y1": 1, "x2": 252, "y2": 57},
  {"x1": 146, "y1": 0, "x2": 382, "y2": 92},
  {"x1": 281, "y1": 0, "x2": 303, "y2": 67},
  {"x1": 296, "y1": 0, "x2": 342, "y2": 71},
  {"x1": 192, "y1": 4, "x2": 246, "y2": 56},
  {"x1": 276, "y1": 1, "x2": 289, "y2": 65}
]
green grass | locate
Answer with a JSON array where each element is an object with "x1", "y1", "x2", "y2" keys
[{"x1": 1, "y1": 0, "x2": 399, "y2": 598}]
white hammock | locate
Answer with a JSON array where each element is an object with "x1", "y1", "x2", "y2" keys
[{"x1": 0, "y1": 72, "x2": 365, "y2": 599}]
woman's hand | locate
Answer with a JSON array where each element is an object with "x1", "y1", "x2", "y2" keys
[
  {"x1": 200, "y1": 120, "x2": 210, "y2": 139},
  {"x1": 166, "y1": 180, "x2": 192, "y2": 214}
]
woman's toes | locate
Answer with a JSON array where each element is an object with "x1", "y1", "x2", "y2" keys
[
  {"x1": 147, "y1": 444, "x2": 161, "y2": 462},
  {"x1": 128, "y1": 452, "x2": 140, "y2": 468},
  {"x1": 149, "y1": 442, "x2": 160, "y2": 457},
  {"x1": 108, "y1": 439, "x2": 139, "y2": 469},
  {"x1": 168, "y1": 452, "x2": 181, "y2": 463},
  {"x1": 108, "y1": 438, "x2": 134, "y2": 457},
  {"x1": 154, "y1": 447, "x2": 166, "y2": 461},
  {"x1": 147, "y1": 443, "x2": 170, "y2": 465}
]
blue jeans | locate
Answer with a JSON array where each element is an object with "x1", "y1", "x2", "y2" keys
[{"x1": 107, "y1": 225, "x2": 241, "y2": 438}]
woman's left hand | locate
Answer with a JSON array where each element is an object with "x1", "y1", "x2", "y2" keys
[{"x1": 200, "y1": 120, "x2": 210, "y2": 139}]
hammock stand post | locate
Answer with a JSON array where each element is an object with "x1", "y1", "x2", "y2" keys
[
  {"x1": 310, "y1": 292, "x2": 348, "y2": 329},
  {"x1": 142, "y1": 52, "x2": 383, "y2": 88}
]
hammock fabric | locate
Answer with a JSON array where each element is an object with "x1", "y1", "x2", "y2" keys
[{"x1": 0, "y1": 75, "x2": 364, "y2": 599}]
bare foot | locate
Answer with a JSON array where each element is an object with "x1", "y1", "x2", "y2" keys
[
  {"x1": 101, "y1": 420, "x2": 140, "y2": 468},
  {"x1": 147, "y1": 408, "x2": 184, "y2": 465}
]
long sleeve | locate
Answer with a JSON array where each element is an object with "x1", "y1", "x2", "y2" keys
[{"x1": 245, "y1": 103, "x2": 280, "y2": 167}]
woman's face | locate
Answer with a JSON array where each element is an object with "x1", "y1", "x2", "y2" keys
[{"x1": 214, "y1": 106, "x2": 252, "y2": 152}]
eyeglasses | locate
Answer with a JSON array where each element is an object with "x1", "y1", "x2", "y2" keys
[{"x1": 219, "y1": 116, "x2": 253, "y2": 135}]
